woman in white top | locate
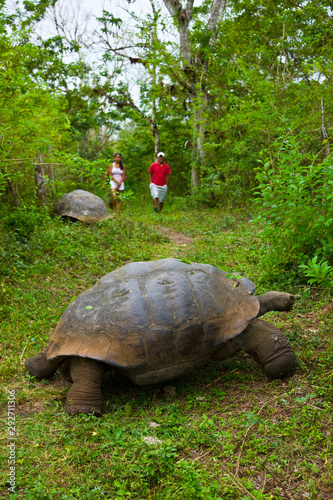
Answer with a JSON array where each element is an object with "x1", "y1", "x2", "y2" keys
[{"x1": 104, "y1": 153, "x2": 127, "y2": 214}]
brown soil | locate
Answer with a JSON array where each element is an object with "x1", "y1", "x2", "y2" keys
[{"x1": 155, "y1": 225, "x2": 194, "y2": 248}]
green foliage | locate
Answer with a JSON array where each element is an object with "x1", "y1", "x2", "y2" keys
[
  {"x1": 0, "y1": 27, "x2": 74, "y2": 206},
  {"x1": 0, "y1": 37, "x2": 68, "y2": 155},
  {"x1": 253, "y1": 137, "x2": 333, "y2": 275},
  {"x1": 0, "y1": 208, "x2": 161, "y2": 284},
  {"x1": 191, "y1": 171, "x2": 245, "y2": 208},
  {"x1": 299, "y1": 256, "x2": 333, "y2": 290},
  {"x1": 3, "y1": 206, "x2": 51, "y2": 240},
  {"x1": 184, "y1": 0, "x2": 333, "y2": 203},
  {"x1": 0, "y1": 170, "x2": 9, "y2": 197},
  {"x1": 4, "y1": 0, "x2": 333, "y2": 209},
  {"x1": 1, "y1": 204, "x2": 333, "y2": 499}
]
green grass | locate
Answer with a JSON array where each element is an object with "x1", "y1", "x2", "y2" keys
[{"x1": 1, "y1": 199, "x2": 332, "y2": 499}]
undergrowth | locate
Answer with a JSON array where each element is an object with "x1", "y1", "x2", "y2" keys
[{"x1": 0, "y1": 200, "x2": 332, "y2": 499}]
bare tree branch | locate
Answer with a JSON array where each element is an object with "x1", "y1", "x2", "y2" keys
[
  {"x1": 162, "y1": 0, "x2": 181, "y2": 18},
  {"x1": 207, "y1": 0, "x2": 227, "y2": 45},
  {"x1": 104, "y1": 48, "x2": 147, "y2": 66},
  {"x1": 163, "y1": 0, "x2": 194, "y2": 64},
  {"x1": 92, "y1": 87, "x2": 152, "y2": 126}
]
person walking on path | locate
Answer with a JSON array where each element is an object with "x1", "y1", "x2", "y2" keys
[
  {"x1": 104, "y1": 153, "x2": 126, "y2": 215},
  {"x1": 148, "y1": 152, "x2": 171, "y2": 213}
]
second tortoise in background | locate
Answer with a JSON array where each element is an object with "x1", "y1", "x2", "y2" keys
[{"x1": 54, "y1": 190, "x2": 111, "y2": 223}]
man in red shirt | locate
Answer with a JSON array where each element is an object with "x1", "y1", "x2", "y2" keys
[{"x1": 148, "y1": 152, "x2": 171, "y2": 212}]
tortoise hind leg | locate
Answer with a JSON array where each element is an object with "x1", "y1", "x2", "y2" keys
[
  {"x1": 237, "y1": 318, "x2": 297, "y2": 379},
  {"x1": 25, "y1": 348, "x2": 57, "y2": 379},
  {"x1": 65, "y1": 357, "x2": 106, "y2": 416}
]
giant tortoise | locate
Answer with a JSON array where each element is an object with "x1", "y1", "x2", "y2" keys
[
  {"x1": 54, "y1": 189, "x2": 111, "y2": 223},
  {"x1": 25, "y1": 258, "x2": 296, "y2": 416}
]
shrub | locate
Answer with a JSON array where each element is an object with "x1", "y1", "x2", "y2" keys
[
  {"x1": 253, "y1": 136, "x2": 333, "y2": 280},
  {"x1": 299, "y1": 256, "x2": 333, "y2": 290},
  {"x1": 3, "y1": 206, "x2": 52, "y2": 240}
]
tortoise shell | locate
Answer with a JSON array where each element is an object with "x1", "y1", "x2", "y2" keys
[
  {"x1": 47, "y1": 258, "x2": 260, "y2": 385},
  {"x1": 54, "y1": 189, "x2": 111, "y2": 222}
]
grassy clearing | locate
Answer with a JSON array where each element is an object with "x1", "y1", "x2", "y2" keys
[{"x1": 1, "y1": 200, "x2": 332, "y2": 499}]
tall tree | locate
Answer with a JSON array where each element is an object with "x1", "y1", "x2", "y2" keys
[
  {"x1": 92, "y1": 8, "x2": 163, "y2": 157},
  {"x1": 160, "y1": 0, "x2": 226, "y2": 185}
]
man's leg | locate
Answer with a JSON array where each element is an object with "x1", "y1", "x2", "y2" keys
[
  {"x1": 159, "y1": 186, "x2": 167, "y2": 212},
  {"x1": 150, "y1": 183, "x2": 159, "y2": 212}
]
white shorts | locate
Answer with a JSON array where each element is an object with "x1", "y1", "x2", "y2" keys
[
  {"x1": 111, "y1": 181, "x2": 124, "y2": 190},
  {"x1": 150, "y1": 183, "x2": 167, "y2": 202}
]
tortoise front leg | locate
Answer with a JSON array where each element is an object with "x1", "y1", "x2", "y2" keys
[
  {"x1": 65, "y1": 357, "x2": 106, "y2": 416},
  {"x1": 237, "y1": 318, "x2": 297, "y2": 379},
  {"x1": 25, "y1": 348, "x2": 58, "y2": 379}
]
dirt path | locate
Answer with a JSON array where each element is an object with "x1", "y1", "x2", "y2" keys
[
  {"x1": 154, "y1": 225, "x2": 196, "y2": 259},
  {"x1": 155, "y1": 225, "x2": 194, "y2": 247}
]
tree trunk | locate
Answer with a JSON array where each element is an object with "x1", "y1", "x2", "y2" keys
[
  {"x1": 7, "y1": 179, "x2": 20, "y2": 207},
  {"x1": 45, "y1": 165, "x2": 54, "y2": 182},
  {"x1": 35, "y1": 152, "x2": 47, "y2": 206},
  {"x1": 151, "y1": 60, "x2": 160, "y2": 157},
  {"x1": 162, "y1": 0, "x2": 226, "y2": 188},
  {"x1": 45, "y1": 146, "x2": 54, "y2": 182},
  {"x1": 321, "y1": 96, "x2": 331, "y2": 159},
  {"x1": 192, "y1": 93, "x2": 208, "y2": 186},
  {"x1": 152, "y1": 118, "x2": 160, "y2": 157},
  {"x1": 163, "y1": 0, "x2": 193, "y2": 66},
  {"x1": 191, "y1": 165, "x2": 200, "y2": 187}
]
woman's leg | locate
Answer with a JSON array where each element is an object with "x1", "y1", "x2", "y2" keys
[
  {"x1": 111, "y1": 188, "x2": 118, "y2": 212},
  {"x1": 107, "y1": 190, "x2": 113, "y2": 209},
  {"x1": 117, "y1": 190, "x2": 124, "y2": 214}
]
